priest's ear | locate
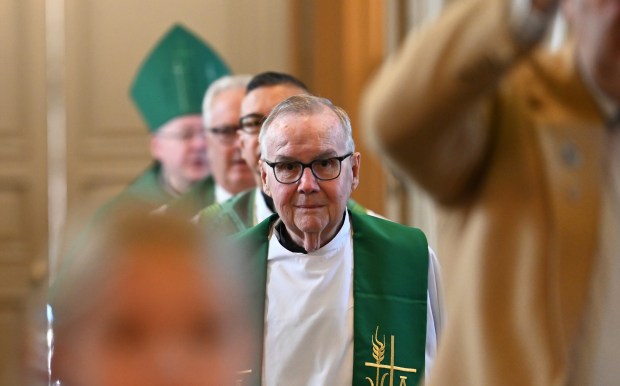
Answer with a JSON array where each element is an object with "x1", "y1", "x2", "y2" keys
[
  {"x1": 259, "y1": 159, "x2": 271, "y2": 196},
  {"x1": 350, "y1": 152, "x2": 361, "y2": 192},
  {"x1": 150, "y1": 134, "x2": 163, "y2": 162}
]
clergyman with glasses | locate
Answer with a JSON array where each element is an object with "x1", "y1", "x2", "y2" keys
[
  {"x1": 197, "y1": 72, "x2": 367, "y2": 233},
  {"x1": 167, "y1": 75, "x2": 255, "y2": 216},
  {"x1": 230, "y1": 94, "x2": 444, "y2": 386}
]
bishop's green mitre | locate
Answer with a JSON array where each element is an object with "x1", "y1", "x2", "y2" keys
[{"x1": 130, "y1": 24, "x2": 230, "y2": 132}]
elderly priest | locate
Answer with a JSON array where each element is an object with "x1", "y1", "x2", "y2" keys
[{"x1": 232, "y1": 95, "x2": 444, "y2": 386}]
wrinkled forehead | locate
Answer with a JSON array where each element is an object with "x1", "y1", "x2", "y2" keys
[{"x1": 263, "y1": 110, "x2": 346, "y2": 159}]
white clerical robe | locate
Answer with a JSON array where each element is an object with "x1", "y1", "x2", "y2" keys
[
  {"x1": 254, "y1": 187, "x2": 274, "y2": 226},
  {"x1": 215, "y1": 183, "x2": 234, "y2": 204},
  {"x1": 262, "y1": 211, "x2": 443, "y2": 386}
]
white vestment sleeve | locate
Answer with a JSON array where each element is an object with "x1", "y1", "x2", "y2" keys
[{"x1": 425, "y1": 246, "x2": 445, "y2": 377}]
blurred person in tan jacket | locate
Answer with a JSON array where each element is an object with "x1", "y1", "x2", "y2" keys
[{"x1": 362, "y1": 0, "x2": 620, "y2": 384}]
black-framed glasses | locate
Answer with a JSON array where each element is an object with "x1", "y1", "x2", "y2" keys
[
  {"x1": 263, "y1": 153, "x2": 353, "y2": 184},
  {"x1": 207, "y1": 125, "x2": 240, "y2": 144},
  {"x1": 239, "y1": 114, "x2": 267, "y2": 135}
]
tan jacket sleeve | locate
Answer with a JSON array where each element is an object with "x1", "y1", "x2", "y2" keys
[{"x1": 362, "y1": 0, "x2": 535, "y2": 204}]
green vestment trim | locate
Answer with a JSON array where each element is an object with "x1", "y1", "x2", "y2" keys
[
  {"x1": 232, "y1": 211, "x2": 429, "y2": 386},
  {"x1": 350, "y1": 212, "x2": 429, "y2": 386}
]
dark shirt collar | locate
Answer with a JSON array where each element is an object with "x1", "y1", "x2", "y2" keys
[{"x1": 274, "y1": 220, "x2": 307, "y2": 254}]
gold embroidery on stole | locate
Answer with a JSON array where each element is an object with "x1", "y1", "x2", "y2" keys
[{"x1": 364, "y1": 326, "x2": 416, "y2": 386}]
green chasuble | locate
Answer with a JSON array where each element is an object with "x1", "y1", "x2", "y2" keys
[
  {"x1": 97, "y1": 162, "x2": 215, "y2": 216},
  {"x1": 113, "y1": 162, "x2": 171, "y2": 206},
  {"x1": 62, "y1": 164, "x2": 214, "y2": 266},
  {"x1": 232, "y1": 211, "x2": 429, "y2": 386},
  {"x1": 165, "y1": 174, "x2": 216, "y2": 217},
  {"x1": 61, "y1": 163, "x2": 170, "y2": 266},
  {"x1": 198, "y1": 188, "x2": 368, "y2": 235}
]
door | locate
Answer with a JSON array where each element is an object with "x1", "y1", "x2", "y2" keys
[
  {"x1": 0, "y1": 1, "x2": 292, "y2": 384},
  {"x1": 0, "y1": 0, "x2": 48, "y2": 384}
]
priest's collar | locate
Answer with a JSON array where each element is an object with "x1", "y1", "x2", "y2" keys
[
  {"x1": 215, "y1": 183, "x2": 233, "y2": 204},
  {"x1": 273, "y1": 211, "x2": 350, "y2": 255},
  {"x1": 274, "y1": 220, "x2": 307, "y2": 253}
]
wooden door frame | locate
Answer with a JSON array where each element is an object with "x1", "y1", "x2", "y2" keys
[{"x1": 290, "y1": 0, "x2": 388, "y2": 216}]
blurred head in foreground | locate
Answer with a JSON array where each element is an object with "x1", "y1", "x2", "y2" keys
[{"x1": 49, "y1": 209, "x2": 250, "y2": 386}]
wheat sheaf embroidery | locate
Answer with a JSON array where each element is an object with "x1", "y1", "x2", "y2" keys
[{"x1": 364, "y1": 326, "x2": 417, "y2": 386}]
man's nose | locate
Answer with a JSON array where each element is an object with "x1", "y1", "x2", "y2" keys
[
  {"x1": 297, "y1": 167, "x2": 320, "y2": 193},
  {"x1": 189, "y1": 132, "x2": 207, "y2": 148},
  {"x1": 232, "y1": 131, "x2": 243, "y2": 149}
]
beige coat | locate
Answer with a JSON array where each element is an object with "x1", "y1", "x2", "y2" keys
[{"x1": 362, "y1": 0, "x2": 606, "y2": 385}]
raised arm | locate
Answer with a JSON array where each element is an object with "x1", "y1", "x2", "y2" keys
[{"x1": 362, "y1": 0, "x2": 554, "y2": 204}]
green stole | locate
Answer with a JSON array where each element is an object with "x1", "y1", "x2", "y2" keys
[
  {"x1": 200, "y1": 189, "x2": 369, "y2": 235},
  {"x1": 233, "y1": 211, "x2": 429, "y2": 386}
]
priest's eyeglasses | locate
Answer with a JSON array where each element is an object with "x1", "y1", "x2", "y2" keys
[
  {"x1": 239, "y1": 114, "x2": 267, "y2": 135},
  {"x1": 263, "y1": 153, "x2": 353, "y2": 184},
  {"x1": 207, "y1": 125, "x2": 240, "y2": 144}
]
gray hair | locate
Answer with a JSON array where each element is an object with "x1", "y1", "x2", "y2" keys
[
  {"x1": 202, "y1": 74, "x2": 252, "y2": 127},
  {"x1": 259, "y1": 94, "x2": 355, "y2": 156}
]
